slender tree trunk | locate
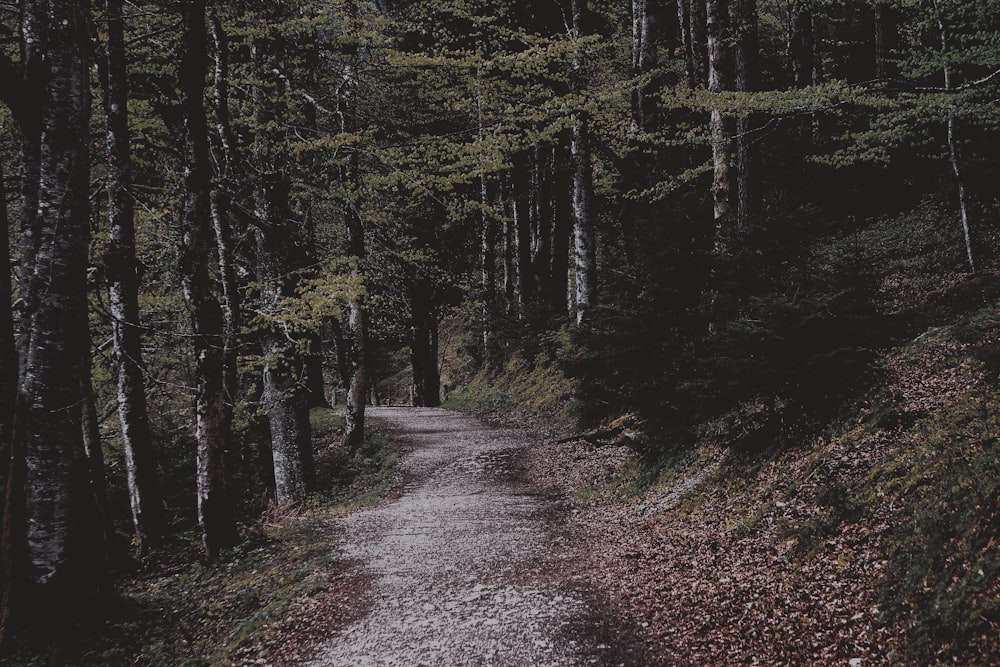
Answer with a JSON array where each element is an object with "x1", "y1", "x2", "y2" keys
[
  {"x1": 102, "y1": 0, "x2": 166, "y2": 551},
  {"x1": 2, "y1": 0, "x2": 105, "y2": 643},
  {"x1": 0, "y1": 158, "x2": 15, "y2": 506},
  {"x1": 531, "y1": 142, "x2": 553, "y2": 298},
  {"x1": 692, "y1": 0, "x2": 709, "y2": 85},
  {"x1": 873, "y1": 2, "x2": 896, "y2": 79},
  {"x1": 571, "y1": 0, "x2": 597, "y2": 326},
  {"x1": 932, "y1": 0, "x2": 975, "y2": 273},
  {"x1": 734, "y1": 0, "x2": 758, "y2": 240},
  {"x1": 80, "y1": 347, "x2": 114, "y2": 555},
  {"x1": 788, "y1": 0, "x2": 815, "y2": 87},
  {"x1": 178, "y1": 0, "x2": 239, "y2": 559},
  {"x1": 677, "y1": 0, "x2": 697, "y2": 88},
  {"x1": 409, "y1": 285, "x2": 440, "y2": 408},
  {"x1": 209, "y1": 12, "x2": 242, "y2": 415},
  {"x1": 632, "y1": 0, "x2": 659, "y2": 135},
  {"x1": 340, "y1": 48, "x2": 369, "y2": 452},
  {"x1": 550, "y1": 143, "x2": 571, "y2": 315},
  {"x1": 251, "y1": 24, "x2": 314, "y2": 505},
  {"x1": 708, "y1": 0, "x2": 737, "y2": 255},
  {"x1": 513, "y1": 158, "x2": 533, "y2": 311},
  {"x1": 502, "y1": 188, "x2": 516, "y2": 308}
]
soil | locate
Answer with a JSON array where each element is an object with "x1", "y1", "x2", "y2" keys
[{"x1": 298, "y1": 407, "x2": 656, "y2": 667}]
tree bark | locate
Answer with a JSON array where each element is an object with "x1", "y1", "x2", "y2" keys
[
  {"x1": 932, "y1": 0, "x2": 975, "y2": 273},
  {"x1": 788, "y1": 0, "x2": 815, "y2": 87},
  {"x1": 102, "y1": 0, "x2": 166, "y2": 551},
  {"x1": 632, "y1": 0, "x2": 659, "y2": 135},
  {"x1": 550, "y1": 143, "x2": 571, "y2": 315},
  {"x1": 0, "y1": 158, "x2": 15, "y2": 508},
  {"x1": 178, "y1": 0, "x2": 239, "y2": 559},
  {"x1": 677, "y1": 0, "x2": 697, "y2": 88},
  {"x1": 873, "y1": 2, "x2": 896, "y2": 79},
  {"x1": 251, "y1": 22, "x2": 314, "y2": 505},
  {"x1": 209, "y1": 12, "x2": 242, "y2": 416},
  {"x1": 2, "y1": 0, "x2": 105, "y2": 643},
  {"x1": 708, "y1": 0, "x2": 737, "y2": 256},
  {"x1": 531, "y1": 141, "x2": 553, "y2": 298},
  {"x1": 734, "y1": 0, "x2": 758, "y2": 240},
  {"x1": 409, "y1": 284, "x2": 440, "y2": 407},
  {"x1": 512, "y1": 157, "x2": 533, "y2": 311},
  {"x1": 571, "y1": 0, "x2": 597, "y2": 326}
]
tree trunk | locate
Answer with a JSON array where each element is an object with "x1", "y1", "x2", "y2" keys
[
  {"x1": 632, "y1": 0, "x2": 659, "y2": 135},
  {"x1": 531, "y1": 141, "x2": 553, "y2": 299},
  {"x1": 178, "y1": 0, "x2": 239, "y2": 560},
  {"x1": 251, "y1": 23, "x2": 314, "y2": 505},
  {"x1": 677, "y1": 0, "x2": 697, "y2": 88},
  {"x1": 708, "y1": 0, "x2": 737, "y2": 256},
  {"x1": 409, "y1": 284, "x2": 440, "y2": 408},
  {"x1": 788, "y1": 0, "x2": 815, "y2": 87},
  {"x1": 480, "y1": 172, "x2": 496, "y2": 352},
  {"x1": 2, "y1": 0, "x2": 105, "y2": 643},
  {"x1": 0, "y1": 158, "x2": 16, "y2": 507},
  {"x1": 208, "y1": 12, "x2": 242, "y2": 416},
  {"x1": 873, "y1": 2, "x2": 896, "y2": 79},
  {"x1": 932, "y1": 0, "x2": 975, "y2": 273},
  {"x1": 734, "y1": 0, "x2": 758, "y2": 240},
  {"x1": 513, "y1": 157, "x2": 533, "y2": 311},
  {"x1": 550, "y1": 143, "x2": 571, "y2": 315},
  {"x1": 102, "y1": 0, "x2": 166, "y2": 552},
  {"x1": 571, "y1": 0, "x2": 597, "y2": 326}
]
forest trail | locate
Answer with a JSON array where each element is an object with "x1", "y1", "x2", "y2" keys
[{"x1": 304, "y1": 407, "x2": 640, "y2": 667}]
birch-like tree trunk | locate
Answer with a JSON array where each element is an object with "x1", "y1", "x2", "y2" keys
[
  {"x1": 102, "y1": 0, "x2": 166, "y2": 551},
  {"x1": 513, "y1": 157, "x2": 533, "y2": 311},
  {"x1": 2, "y1": 0, "x2": 105, "y2": 641},
  {"x1": 631, "y1": 0, "x2": 658, "y2": 135},
  {"x1": 708, "y1": 0, "x2": 737, "y2": 255},
  {"x1": 787, "y1": 0, "x2": 815, "y2": 87},
  {"x1": 677, "y1": 0, "x2": 697, "y2": 88},
  {"x1": 0, "y1": 158, "x2": 15, "y2": 504},
  {"x1": 734, "y1": 0, "x2": 758, "y2": 240},
  {"x1": 178, "y1": 0, "x2": 239, "y2": 559},
  {"x1": 932, "y1": 0, "x2": 975, "y2": 273},
  {"x1": 571, "y1": 0, "x2": 597, "y2": 326},
  {"x1": 209, "y1": 12, "x2": 242, "y2": 413},
  {"x1": 251, "y1": 21, "x2": 313, "y2": 506},
  {"x1": 550, "y1": 144, "x2": 572, "y2": 315}
]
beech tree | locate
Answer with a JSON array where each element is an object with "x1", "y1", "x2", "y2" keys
[
  {"x1": 177, "y1": 0, "x2": 239, "y2": 558},
  {"x1": 101, "y1": 0, "x2": 166, "y2": 551},
  {"x1": 0, "y1": 0, "x2": 106, "y2": 642}
]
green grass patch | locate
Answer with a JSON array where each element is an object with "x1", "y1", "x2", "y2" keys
[{"x1": 446, "y1": 353, "x2": 581, "y2": 428}]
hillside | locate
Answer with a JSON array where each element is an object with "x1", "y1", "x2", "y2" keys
[{"x1": 456, "y1": 206, "x2": 1000, "y2": 664}]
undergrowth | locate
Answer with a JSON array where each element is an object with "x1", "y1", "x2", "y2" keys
[
  {"x1": 446, "y1": 352, "x2": 581, "y2": 429},
  {"x1": 31, "y1": 408, "x2": 401, "y2": 667}
]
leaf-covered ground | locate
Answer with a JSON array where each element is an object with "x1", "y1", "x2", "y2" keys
[{"x1": 525, "y1": 300, "x2": 1000, "y2": 665}]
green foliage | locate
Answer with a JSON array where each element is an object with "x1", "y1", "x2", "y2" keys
[{"x1": 447, "y1": 352, "x2": 581, "y2": 429}]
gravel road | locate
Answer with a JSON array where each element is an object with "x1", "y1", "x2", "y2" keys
[{"x1": 304, "y1": 407, "x2": 641, "y2": 667}]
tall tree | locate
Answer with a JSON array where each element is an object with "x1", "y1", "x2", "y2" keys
[
  {"x1": 734, "y1": 0, "x2": 758, "y2": 239},
  {"x1": 1, "y1": 0, "x2": 105, "y2": 642},
  {"x1": 178, "y1": 0, "x2": 240, "y2": 559},
  {"x1": 708, "y1": 0, "x2": 737, "y2": 255},
  {"x1": 632, "y1": 0, "x2": 659, "y2": 135},
  {"x1": 931, "y1": 0, "x2": 975, "y2": 272},
  {"x1": 102, "y1": 0, "x2": 166, "y2": 551},
  {"x1": 570, "y1": 0, "x2": 597, "y2": 326},
  {"x1": 340, "y1": 7, "x2": 369, "y2": 450},
  {"x1": 251, "y1": 11, "x2": 314, "y2": 505}
]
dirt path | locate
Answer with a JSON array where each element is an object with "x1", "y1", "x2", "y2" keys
[{"x1": 304, "y1": 407, "x2": 645, "y2": 667}]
